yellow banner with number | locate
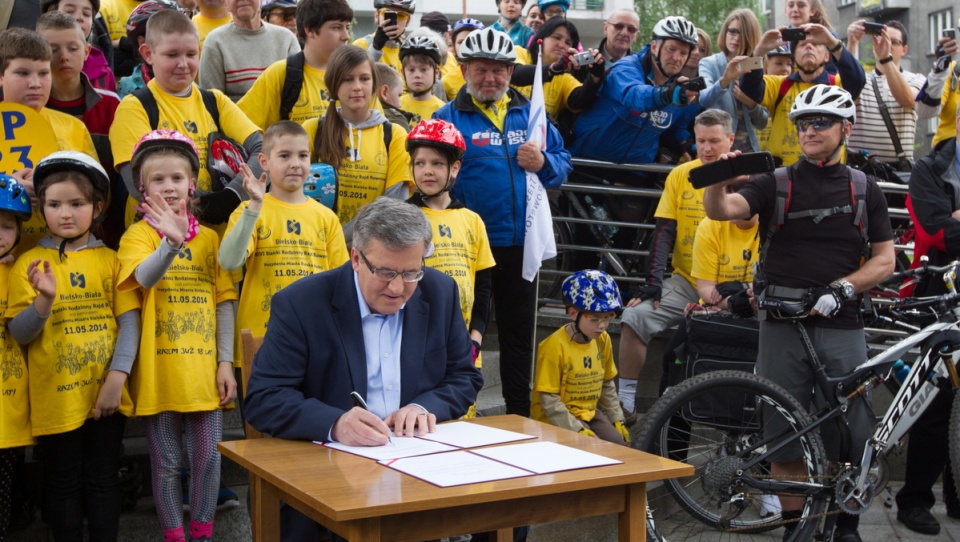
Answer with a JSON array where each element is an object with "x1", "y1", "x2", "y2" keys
[{"x1": 0, "y1": 102, "x2": 57, "y2": 174}]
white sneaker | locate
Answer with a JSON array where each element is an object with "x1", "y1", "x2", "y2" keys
[{"x1": 759, "y1": 494, "x2": 782, "y2": 518}]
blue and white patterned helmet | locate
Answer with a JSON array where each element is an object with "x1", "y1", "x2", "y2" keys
[
  {"x1": 305, "y1": 163, "x2": 337, "y2": 209},
  {"x1": 562, "y1": 270, "x2": 623, "y2": 312}
]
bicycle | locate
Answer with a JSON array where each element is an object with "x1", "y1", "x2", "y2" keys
[{"x1": 634, "y1": 259, "x2": 960, "y2": 541}]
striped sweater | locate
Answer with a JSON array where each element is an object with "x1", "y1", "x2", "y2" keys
[{"x1": 198, "y1": 21, "x2": 301, "y2": 102}]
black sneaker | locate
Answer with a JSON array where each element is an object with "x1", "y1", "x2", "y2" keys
[
  {"x1": 217, "y1": 482, "x2": 240, "y2": 511},
  {"x1": 833, "y1": 528, "x2": 862, "y2": 542},
  {"x1": 897, "y1": 507, "x2": 940, "y2": 535}
]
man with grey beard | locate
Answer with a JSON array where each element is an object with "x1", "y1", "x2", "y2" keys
[{"x1": 434, "y1": 27, "x2": 572, "y2": 419}]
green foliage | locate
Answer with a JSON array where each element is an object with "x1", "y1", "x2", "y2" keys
[{"x1": 631, "y1": 0, "x2": 765, "y2": 52}]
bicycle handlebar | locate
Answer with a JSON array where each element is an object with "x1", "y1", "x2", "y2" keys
[{"x1": 882, "y1": 260, "x2": 960, "y2": 287}]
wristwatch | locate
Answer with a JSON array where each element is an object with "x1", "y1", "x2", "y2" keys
[{"x1": 831, "y1": 278, "x2": 855, "y2": 300}]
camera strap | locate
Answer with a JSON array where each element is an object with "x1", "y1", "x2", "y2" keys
[{"x1": 870, "y1": 72, "x2": 912, "y2": 172}]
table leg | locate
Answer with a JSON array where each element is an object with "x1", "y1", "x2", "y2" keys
[
  {"x1": 251, "y1": 474, "x2": 281, "y2": 542},
  {"x1": 494, "y1": 527, "x2": 512, "y2": 542},
  {"x1": 619, "y1": 482, "x2": 646, "y2": 542}
]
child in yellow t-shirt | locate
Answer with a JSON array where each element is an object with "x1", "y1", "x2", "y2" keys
[
  {"x1": 0, "y1": 177, "x2": 33, "y2": 540},
  {"x1": 0, "y1": 28, "x2": 99, "y2": 251},
  {"x1": 117, "y1": 130, "x2": 237, "y2": 542},
  {"x1": 303, "y1": 45, "x2": 411, "y2": 235},
  {"x1": 219, "y1": 120, "x2": 348, "y2": 369},
  {"x1": 531, "y1": 270, "x2": 630, "y2": 444},
  {"x1": 6, "y1": 152, "x2": 138, "y2": 540},
  {"x1": 109, "y1": 9, "x2": 263, "y2": 229},
  {"x1": 404, "y1": 119, "x2": 495, "y2": 417},
  {"x1": 398, "y1": 34, "x2": 446, "y2": 124}
]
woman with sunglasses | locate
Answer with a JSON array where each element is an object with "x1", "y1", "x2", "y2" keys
[{"x1": 699, "y1": 8, "x2": 769, "y2": 152}]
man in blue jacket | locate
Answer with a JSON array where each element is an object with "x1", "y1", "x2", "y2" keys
[
  {"x1": 434, "y1": 27, "x2": 572, "y2": 418},
  {"x1": 570, "y1": 16, "x2": 703, "y2": 174}
]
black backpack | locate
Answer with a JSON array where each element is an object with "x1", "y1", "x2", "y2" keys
[{"x1": 279, "y1": 52, "x2": 305, "y2": 121}]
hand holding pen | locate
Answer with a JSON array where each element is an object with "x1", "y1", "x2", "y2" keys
[{"x1": 329, "y1": 391, "x2": 394, "y2": 447}]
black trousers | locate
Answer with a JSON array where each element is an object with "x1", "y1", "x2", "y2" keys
[
  {"x1": 490, "y1": 246, "x2": 538, "y2": 417},
  {"x1": 896, "y1": 381, "x2": 960, "y2": 512},
  {"x1": 38, "y1": 414, "x2": 127, "y2": 542}
]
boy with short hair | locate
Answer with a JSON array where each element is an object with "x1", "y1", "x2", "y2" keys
[
  {"x1": 219, "y1": 120, "x2": 348, "y2": 365},
  {"x1": 109, "y1": 9, "x2": 264, "y2": 227},
  {"x1": 374, "y1": 63, "x2": 413, "y2": 130},
  {"x1": 41, "y1": 0, "x2": 117, "y2": 91},
  {"x1": 238, "y1": 0, "x2": 354, "y2": 128},
  {"x1": 531, "y1": 269, "x2": 630, "y2": 444},
  {"x1": 398, "y1": 30, "x2": 446, "y2": 124}
]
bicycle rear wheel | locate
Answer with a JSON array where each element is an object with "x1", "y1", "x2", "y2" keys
[{"x1": 635, "y1": 370, "x2": 830, "y2": 541}]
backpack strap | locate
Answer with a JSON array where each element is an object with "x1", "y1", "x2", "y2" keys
[
  {"x1": 382, "y1": 120, "x2": 393, "y2": 154},
  {"x1": 772, "y1": 78, "x2": 794, "y2": 113},
  {"x1": 133, "y1": 86, "x2": 221, "y2": 131},
  {"x1": 848, "y1": 167, "x2": 869, "y2": 246},
  {"x1": 761, "y1": 166, "x2": 793, "y2": 261},
  {"x1": 280, "y1": 52, "x2": 305, "y2": 121},
  {"x1": 132, "y1": 86, "x2": 160, "y2": 130}
]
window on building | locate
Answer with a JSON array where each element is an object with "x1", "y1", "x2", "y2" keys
[
  {"x1": 838, "y1": 0, "x2": 854, "y2": 8},
  {"x1": 930, "y1": 9, "x2": 954, "y2": 54}
]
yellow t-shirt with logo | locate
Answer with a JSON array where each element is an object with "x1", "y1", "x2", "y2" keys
[
  {"x1": 691, "y1": 217, "x2": 759, "y2": 284},
  {"x1": 420, "y1": 206, "x2": 496, "y2": 329},
  {"x1": 303, "y1": 118, "x2": 412, "y2": 224},
  {"x1": 0, "y1": 264, "x2": 32, "y2": 448},
  {"x1": 226, "y1": 194, "x2": 348, "y2": 361},
  {"x1": 399, "y1": 94, "x2": 445, "y2": 125},
  {"x1": 238, "y1": 59, "x2": 330, "y2": 129},
  {"x1": 17, "y1": 108, "x2": 99, "y2": 253},
  {"x1": 6, "y1": 246, "x2": 138, "y2": 436},
  {"x1": 654, "y1": 159, "x2": 704, "y2": 286},
  {"x1": 100, "y1": 0, "x2": 144, "y2": 41},
  {"x1": 111, "y1": 81, "x2": 259, "y2": 194},
  {"x1": 193, "y1": 13, "x2": 232, "y2": 55},
  {"x1": 513, "y1": 72, "x2": 583, "y2": 117},
  {"x1": 117, "y1": 220, "x2": 238, "y2": 415},
  {"x1": 759, "y1": 75, "x2": 847, "y2": 166},
  {"x1": 933, "y1": 61, "x2": 960, "y2": 147},
  {"x1": 531, "y1": 327, "x2": 617, "y2": 424}
]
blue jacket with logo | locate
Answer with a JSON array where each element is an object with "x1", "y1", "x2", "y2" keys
[
  {"x1": 433, "y1": 88, "x2": 572, "y2": 247},
  {"x1": 570, "y1": 45, "x2": 701, "y2": 165}
]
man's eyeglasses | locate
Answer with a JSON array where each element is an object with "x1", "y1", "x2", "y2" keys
[
  {"x1": 266, "y1": 9, "x2": 296, "y2": 21},
  {"x1": 890, "y1": 39, "x2": 904, "y2": 47},
  {"x1": 359, "y1": 250, "x2": 425, "y2": 283},
  {"x1": 794, "y1": 116, "x2": 840, "y2": 133},
  {"x1": 380, "y1": 10, "x2": 411, "y2": 21},
  {"x1": 609, "y1": 22, "x2": 639, "y2": 34}
]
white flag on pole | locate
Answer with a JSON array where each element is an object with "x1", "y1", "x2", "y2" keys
[{"x1": 521, "y1": 48, "x2": 556, "y2": 282}]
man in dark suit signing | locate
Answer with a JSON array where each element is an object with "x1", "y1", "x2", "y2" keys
[{"x1": 244, "y1": 197, "x2": 484, "y2": 540}]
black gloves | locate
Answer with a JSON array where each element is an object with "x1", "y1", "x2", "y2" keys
[
  {"x1": 636, "y1": 284, "x2": 662, "y2": 303},
  {"x1": 195, "y1": 189, "x2": 241, "y2": 225},
  {"x1": 934, "y1": 42, "x2": 952, "y2": 73},
  {"x1": 659, "y1": 82, "x2": 690, "y2": 106},
  {"x1": 716, "y1": 281, "x2": 748, "y2": 299},
  {"x1": 589, "y1": 58, "x2": 605, "y2": 78},
  {"x1": 727, "y1": 290, "x2": 755, "y2": 318},
  {"x1": 372, "y1": 26, "x2": 390, "y2": 50}
]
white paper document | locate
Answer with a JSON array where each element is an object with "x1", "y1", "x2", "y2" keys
[
  {"x1": 471, "y1": 441, "x2": 623, "y2": 474},
  {"x1": 314, "y1": 437, "x2": 458, "y2": 461},
  {"x1": 417, "y1": 421, "x2": 537, "y2": 449},
  {"x1": 379, "y1": 451, "x2": 533, "y2": 487}
]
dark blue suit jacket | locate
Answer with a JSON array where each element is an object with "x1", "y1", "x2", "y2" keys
[{"x1": 244, "y1": 261, "x2": 484, "y2": 441}]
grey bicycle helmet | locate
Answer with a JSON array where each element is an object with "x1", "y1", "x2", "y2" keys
[
  {"x1": 374, "y1": 0, "x2": 415, "y2": 14},
  {"x1": 788, "y1": 85, "x2": 856, "y2": 123},
  {"x1": 458, "y1": 27, "x2": 516, "y2": 63},
  {"x1": 651, "y1": 16, "x2": 698, "y2": 48},
  {"x1": 400, "y1": 35, "x2": 442, "y2": 65}
]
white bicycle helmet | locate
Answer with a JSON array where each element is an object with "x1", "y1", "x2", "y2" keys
[
  {"x1": 400, "y1": 34, "x2": 442, "y2": 65},
  {"x1": 788, "y1": 85, "x2": 856, "y2": 123},
  {"x1": 651, "y1": 16, "x2": 698, "y2": 48},
  {"x1": 457, "y1": 27, "x2": 516, "y2": 63}
]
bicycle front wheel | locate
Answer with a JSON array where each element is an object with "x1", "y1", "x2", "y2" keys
[{"x1": 635, "y1": 370, "x2": 830, "y2": 541}]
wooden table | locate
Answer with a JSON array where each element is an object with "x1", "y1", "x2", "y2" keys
[{"x1": 219, "y1": 415, "x2": 692, "y2": 542}]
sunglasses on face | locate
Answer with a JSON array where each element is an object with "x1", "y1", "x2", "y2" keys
[
  {"x1": 266, "y1": 10, "x2": 296, "y2": 21},
  {"x1": 609, "y1": 22, "x2": 639, "y2": 34},
  {"x1": 794, "y1": 116, "x2": 840, "y2": 132},
  {"x1": 380, "y1": 10, "x2": 411, "y2": 21},
  {"x1": 581, "y1": 313, "x2": 614, "y2": 324}
]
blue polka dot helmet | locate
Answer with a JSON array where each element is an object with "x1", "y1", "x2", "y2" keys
[{"x1": 562, "y1": 270, "x2": 623, "y2": 312}]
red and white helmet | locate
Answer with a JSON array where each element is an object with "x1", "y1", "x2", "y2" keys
[
  {"x1": 131, "y1": 129, "x2": 201, "y2": 196},
  {"x1": 406, "y1": 119, "x2": 466, "y2": 160}
]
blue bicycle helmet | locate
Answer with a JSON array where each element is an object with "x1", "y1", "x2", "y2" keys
[
  {"x1": 562, "y1": 270, "x2": 623, "y2": 312},
  {"x1": 451, "y1": 18, "x2": 484, "y2": 43},
  {"x1": 0, "y1": 175, "x2": 32, "y2": 220},
  {"x1": 538, "y1": 0, "x2": 570, "y2": 12},
  {"x1": 305, "y1": 163, "x2": 337, "y2": 209}
]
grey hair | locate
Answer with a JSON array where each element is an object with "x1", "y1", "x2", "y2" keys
[
  {"x1": 606, "y1": 8, "x2": 639, "y2": 24},
  {"x1": 352, "y1": 197, "x2": 433, "y2": 252},
  {"x1": 695, "y1": 108, "x2": 734, "y2": 135}
]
